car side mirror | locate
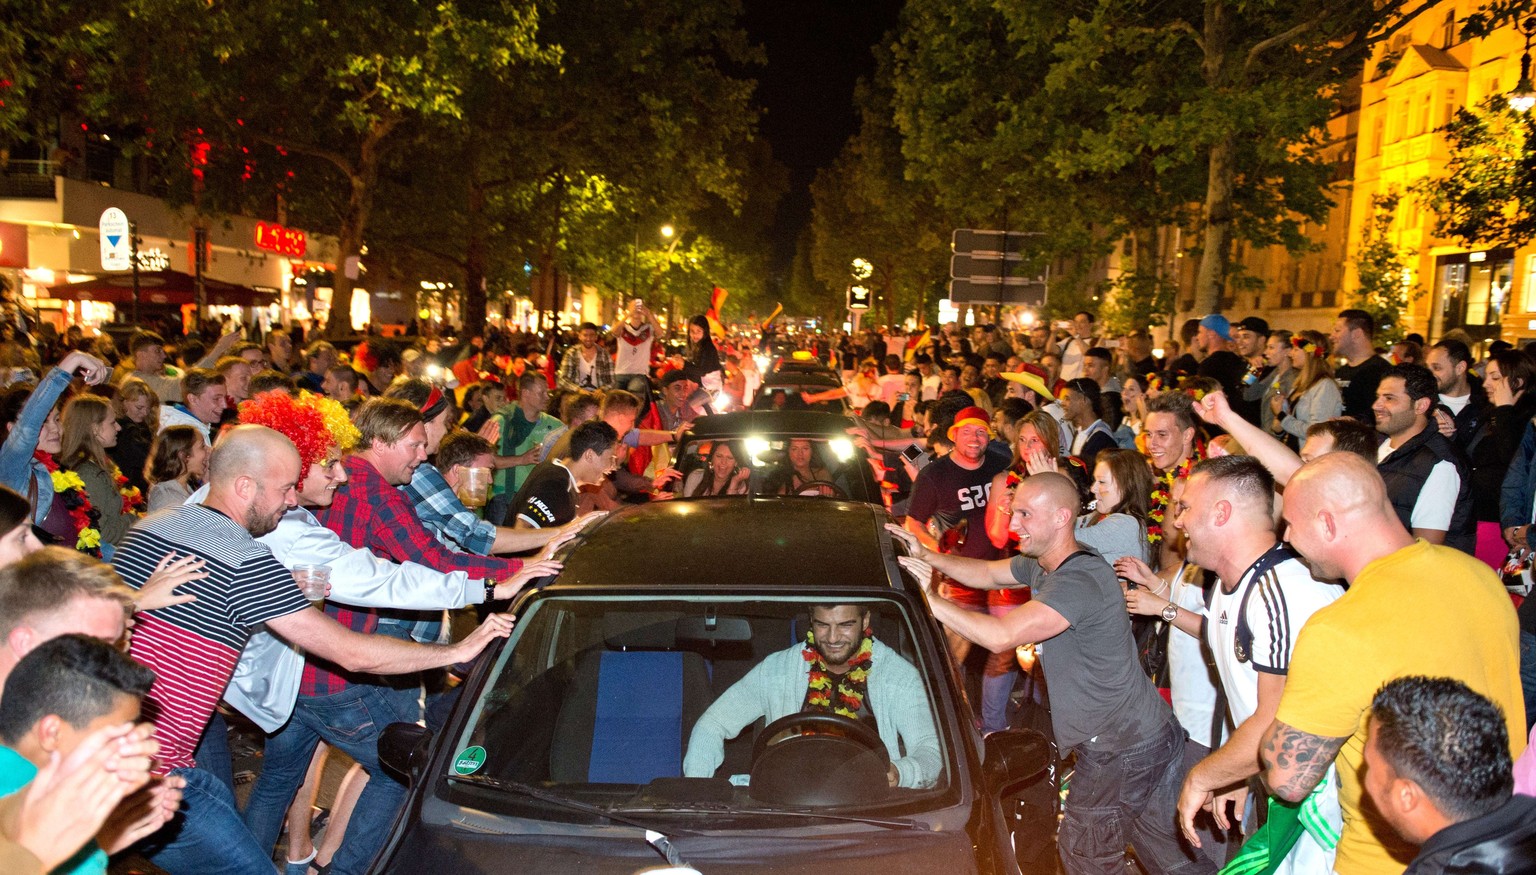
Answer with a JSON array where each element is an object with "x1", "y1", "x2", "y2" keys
[
  {"x1": 983, "y1": 729, "x2": 1053, "y2": 792},
  {"x1": 378, "y1": 722, "x2": 434, "y2": 783}
]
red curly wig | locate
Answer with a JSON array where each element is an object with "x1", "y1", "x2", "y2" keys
[{"x1": 237, "y1": 390, "x2": 334, "y2": 479}]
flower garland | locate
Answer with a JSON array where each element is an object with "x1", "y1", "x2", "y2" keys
[
  {"x1": 1147, "y1": 443, "x2": 1205, "y2": 545},
  {"x1": 115, "y1": 468, "x2": 145, "y2": 515},
  {"x1": 35, "y1": 451, "x2": 102, "y2": 556},
  {"x1": 802, "y1": 629, "x2": 874, "y2": 720}
]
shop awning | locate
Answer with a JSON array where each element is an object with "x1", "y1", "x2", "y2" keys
[{"x1": 46, "y1": 269, "x2": 278, "y2": 308}]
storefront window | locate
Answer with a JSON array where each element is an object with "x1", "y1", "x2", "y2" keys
[{"x1": 1435, "y1": 250, "x2": 1513, "y2": 341}]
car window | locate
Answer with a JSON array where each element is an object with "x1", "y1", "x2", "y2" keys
[
  {"x1": 447, "y1": 595, "x2": 952, "y2": 816},
  {"x1": 675, "y1": 436, "x2": 877, "y2": 502}
]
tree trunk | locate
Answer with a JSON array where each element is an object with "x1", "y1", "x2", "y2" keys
[
  {"x1": 463, "y1": 146, "x2": 489, "y2": 334},
  {"x1": 1193, "y1": 134, "x2": 1235, "y2": 316},
  {"x1": 325, "y1": 136, "x2": 382, "y2": 339}
]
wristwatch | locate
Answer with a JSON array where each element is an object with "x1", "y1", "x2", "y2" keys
[
  {"x1": 1161, "y1": 603, "x2": 1179, "y2": 623},
  {"x1": 485, "y1": 578, "x2": 499, "y2": 603}
]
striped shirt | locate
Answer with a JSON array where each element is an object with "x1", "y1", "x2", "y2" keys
[
  {"x1": 1207, "y1": 545, "x2": 1343, "y2": 726},
  {"x1": 112, "y1": 504, "x2": 308, "y2": 772}
]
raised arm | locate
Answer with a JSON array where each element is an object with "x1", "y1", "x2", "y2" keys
[
  {"x1": 1195, "y1": 391, "x2": 1303, "y2": 485},
  {"x1": 265, "y1": 607, "x2": 512, "y2": 675}
]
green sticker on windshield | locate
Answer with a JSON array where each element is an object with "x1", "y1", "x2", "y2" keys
[{"x1": 452, "y1": 746, "x2": 486, "y2": 775}]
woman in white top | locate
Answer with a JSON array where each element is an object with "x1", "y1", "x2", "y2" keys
[
  {"x1": 682, "y1": 440, "x2": 751, "y2": 497},
  {"x1": 1272, "y1": 330, "x2": 1343, "y2": 444}
]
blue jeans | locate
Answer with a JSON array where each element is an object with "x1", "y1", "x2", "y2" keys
[
  {"x1": 242, "y1": 685, "x2": 414, "y2": 875},
  {"x1": 1060, "y1": 716, "x2": 1214, "y2": 875},
  {"x1": 138, "y1": 765, "x2": 277, "y2": 874},
  {"x1": 193, "y1": 710, "x2": 234, "y2": 797},
  {"x1": 1520, "y1": 629, "x2": 1536, "y2": 732}
]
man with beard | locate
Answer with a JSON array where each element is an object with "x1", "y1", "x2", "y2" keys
[
  {"x1": 109, "y1": 426, "x2": 514, "y2": 875},
  {"x1": 682, "y1": 603, "x2": 942, "y2": 789},
  {"x1": 556, "y1": 322, "x2": 614, "y2": 392},
  {"x1": 1372, "y1": 364, "x2": 1473, "y2": 552}
]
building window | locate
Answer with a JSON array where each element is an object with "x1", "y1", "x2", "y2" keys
[
  {"x1": 1440, "y1": 8, "x2": 1457, "y2": 49},
  {"x1": 1524, "y1": 254, "x2": 1536, "y2": 313},
  {"x1": 1444, "y1": 89, "x2": 1460, "y2": 127},
  {"x1": 1418, "y1": 91, "x2": 1433, "y2": 135},
  {"x1": 1373, "y1": 114, "x2": 1386, "y2": 155}
]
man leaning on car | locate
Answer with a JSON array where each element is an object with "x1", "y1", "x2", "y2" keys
[{"x1": 889, "y1": 471, "x2": 1216, "y2": 875}]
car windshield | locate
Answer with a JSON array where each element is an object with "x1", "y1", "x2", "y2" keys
[
  {"x1": 674, "y1": 435, "x2": 877, "y2": 501},
  {"x1": 446, "y1": 595, "x2": 952, "y2": 819},
  {"x1": 752, "y1": 383, "x2": 847, "y2": 413}
]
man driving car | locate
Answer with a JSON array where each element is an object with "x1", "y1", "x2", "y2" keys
[{"x1": 682, "y1": 603, "x2": 942, "y2": 789}]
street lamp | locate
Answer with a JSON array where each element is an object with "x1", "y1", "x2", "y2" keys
[
  {"x1": 660, "y1": 223, "x2": 675, "y2": 239},
  {"x1": 1510, "y1": 17, "x2": 1536, "y2": 113}
]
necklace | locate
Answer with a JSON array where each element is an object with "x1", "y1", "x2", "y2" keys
[
  {"x1": 35, "y1": 451, "x2": 102, "y2": 556},
  {"x1": 802, "y1": 631, "x2": 874, "y2": 719}
]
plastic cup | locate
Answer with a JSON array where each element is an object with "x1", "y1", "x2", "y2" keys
[
  {"x1": 293, "y1": 564, "x2": 330, "y2": 607},
  {"x1": 458, "y1": 466, "x2": 492, "y2": 509}
]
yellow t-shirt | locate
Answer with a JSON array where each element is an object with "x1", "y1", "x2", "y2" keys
[{"x1": 1275, "y1": 540, "x2": 1526, "y2": 875}]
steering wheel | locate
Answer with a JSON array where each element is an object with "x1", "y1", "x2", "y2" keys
[
  {"x1": 748, "y1": 712, "x2": 890, "y2": 805},
  {"x1": 794, "y1": 479, "x2": 846, "y2": 498}
]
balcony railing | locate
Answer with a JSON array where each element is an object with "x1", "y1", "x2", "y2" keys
[{"x1": 0, "y1": 161, "x2": 58, "y2": 199}]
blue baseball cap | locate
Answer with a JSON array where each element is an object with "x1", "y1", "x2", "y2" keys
[{"x1": 1199, "y1": 314, "x2": 1232, "y2": 341}]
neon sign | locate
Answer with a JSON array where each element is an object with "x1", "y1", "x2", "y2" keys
[{"x1": 255, "y1": 221, "x2": 306, "y2": 258}]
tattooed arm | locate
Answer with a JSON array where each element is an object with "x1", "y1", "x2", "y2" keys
[{"x1": 1259, "y1": 719, "x2": 1348, "y2": 803}]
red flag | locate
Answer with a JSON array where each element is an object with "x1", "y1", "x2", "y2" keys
[{"x1": 544, "y1": 333, "x2": 557, "y2": 390}]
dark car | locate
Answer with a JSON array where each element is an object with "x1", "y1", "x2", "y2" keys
[
  {"x1": 673, "y1": 410, "x2": 880, "y2": 502},
  {"x1": 372, "y1": 500, "x2": 1058, "y2": 874},
  {"x1": 769, "y1": 354, "x2": 839, "y2": 379},
  {"x1": 753, "y1": 370, "x2": 849, "y2": 414}
]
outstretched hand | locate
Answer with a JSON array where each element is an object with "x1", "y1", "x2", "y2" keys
[
  {"x1": 135, "y1": 553, "x2": 206, "y2": 612},
  {"x1": 452, "y1": 612, "x2": 516, "y2": 662},
  {"x1": 896, "y1": 556, "x2": 936, "y2": 595}
]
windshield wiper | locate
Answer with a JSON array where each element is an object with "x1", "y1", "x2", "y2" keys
[
  {"x1": 615, "y1": 802, "x2": 925, "y2": 831},
  {"x1": 448, "y1": 773, "x2": 696, "y2": 836}
]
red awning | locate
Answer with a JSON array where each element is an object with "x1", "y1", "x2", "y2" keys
[{"x1": 46, "y1": 269, "x2": 278, "y2": 308}]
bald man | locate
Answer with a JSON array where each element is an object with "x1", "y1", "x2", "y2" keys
[
  {"x1": 1260, "y1": 452, "x2": 1525, "y2": 875},
  {"x1": 110, "y1": 426, "x2": 514, "y2": 875},
  {"x1": 888, "y1": 472, "x2": 1213, "y2": 875}
]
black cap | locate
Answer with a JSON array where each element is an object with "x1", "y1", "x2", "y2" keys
[
  {"x1": 661, "y1": 370, "x2": 692, "y2": 388},
  {"x1": 1234, "y1": 316, "x2": 1270, "y2": 336}
]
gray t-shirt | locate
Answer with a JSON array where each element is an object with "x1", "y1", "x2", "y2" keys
[{"x1": 1009, "y1": 549, "x2": 1170, "y2": 750}]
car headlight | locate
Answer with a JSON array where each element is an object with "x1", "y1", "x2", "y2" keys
[
  {"x1": 745, "y1": 437, "x2": 770, "y2": 465},
  {"x1": 828, "y1": 438, "x2": 854, "y2": 462},
  {"x1": 712, "y1": 394, "x2": 734, "y2": 413}
]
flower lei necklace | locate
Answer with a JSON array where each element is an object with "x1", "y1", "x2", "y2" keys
[
  {"x1": 114, "y1": 467, "x2": 145, "y2": 515},
  {"x1": 35, "y1": 450, "x2": 102, "y2": 556},
  {"x1": 802, "y1": 629, "x2": 874, "y2": 719},
  {"x1": 1147, "y1": 441, "x2": 1205, "y2": 546}
]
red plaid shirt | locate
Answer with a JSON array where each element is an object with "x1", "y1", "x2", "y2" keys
[{"x1": 301, "y1": 455, "x2": 523, "y2": 696}]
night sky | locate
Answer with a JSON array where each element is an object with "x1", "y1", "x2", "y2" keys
[{"x1": 741, "y1": 0, "x2": 904, "y2": 281}]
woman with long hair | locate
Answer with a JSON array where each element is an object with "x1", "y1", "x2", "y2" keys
[
  {"x1": 683, "y1": 441, "x2": 751, "y2": 497},
  {"x1": 1115, "y1": 374, "x2": 1148, "y2": 449},
  {"x1": 1243, "y1": 329, "x2": 1293, "y2": 436},
  {"x1": 1272, "y1": 330, "x2": 1343, "y2": 444},
  {"x1": 58, "y1": 394, "x2": 143, "y2": 552},
  {"x1": 685, "y1": 315, "x2": 724, "y2": 400},
  {"x1": 1077, "y1": 449, "x2": 1155, "y2": 564},
  {"x1": 145, "y1": 426, "x2": 210, "y2": 513},
  {"x1": 108, "y1": 378, "x2": 160, "y2": 494}
]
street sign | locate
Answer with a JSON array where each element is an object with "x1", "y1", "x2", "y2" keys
[
  {"x1": 950, "y1": 228, "x2": 1047, "y2": 306},
  {"x1": 950, "y1": 254, "x2": 1047, "y2": 281},
  {"x1": 99, "y1": 208, "x2": 130, "y2": 271},
  {"x1": 948, "y1": 277, "x2": 1048, "y2": 307},
  {"x1": 951, "y1": 229, "x2": 1035, "y2": 257},
  {"x1": 847, "y1": 285, "x2": 872, "y2": 311}
]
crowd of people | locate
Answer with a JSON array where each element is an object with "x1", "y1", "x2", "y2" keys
[{"x1": 0, "y1": 294, "x2": 1529, "y2": 874}]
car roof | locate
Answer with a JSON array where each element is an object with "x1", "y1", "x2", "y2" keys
[
  {"x1": 759, "y1": 371, "x2": 843, "y2": 390},
  {"x1": 681, "y1": 409, "x2": 864, "y2": 440},
  {"x1": 546, "y1": 498, "x2": 902, "y2": 591},
  {"x1": 772, "y1": 359, "x2": 837, "y2": 376}
]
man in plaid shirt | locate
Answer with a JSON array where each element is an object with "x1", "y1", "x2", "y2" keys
[
  {"x1": 292, "y1": 398, "x2": 525, "y2": 875},
  {"x1": 556, "y1": 322, "x2": 615, "y2": 392}
]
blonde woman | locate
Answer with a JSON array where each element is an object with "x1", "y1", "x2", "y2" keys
[
  {"x1": 58, "y1": 394, "x2": 144, "y2": 551},
  {"x1": 1271, "y1": 330, "x2": 1343, "y2": 444},
  {"x1": 108, "y1": 378, "x2": 160, "y2": 493}
]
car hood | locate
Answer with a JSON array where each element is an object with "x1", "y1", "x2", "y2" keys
[{"x1": 376, "y1": 818, "x2": 983, "y2": 874}]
